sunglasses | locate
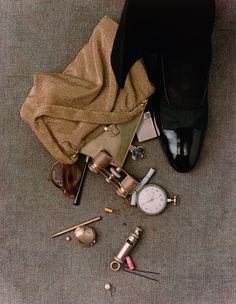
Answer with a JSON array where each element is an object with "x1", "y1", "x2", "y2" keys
[{"x1": 50, "y1": 161, "x2": 82, "y2": 198}]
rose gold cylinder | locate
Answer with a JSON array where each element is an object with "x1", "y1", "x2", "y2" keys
[
  {"x1": 88, "y1": 150, "x2": 112, "y2": 173},
  {"x1": 116, "y1": 175, "x2": 139, "y2": 198}
]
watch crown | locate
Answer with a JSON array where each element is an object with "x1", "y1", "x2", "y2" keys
[{"x1": 167, "y1": 195, "x2": 179, "y2": 205}]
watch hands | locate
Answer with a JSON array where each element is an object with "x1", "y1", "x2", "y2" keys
[
  {"x1": 147, "y1": 192, "x2": 155, "y2": 202},
  {"x1": 143, "y1": 197, "x2": 157, "y2": 205}
]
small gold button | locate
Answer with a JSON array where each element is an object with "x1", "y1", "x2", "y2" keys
[{"x1": 141, "y1": 99, "x2": 148, "y2": 106}]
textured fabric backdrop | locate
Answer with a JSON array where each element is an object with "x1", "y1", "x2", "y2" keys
[{"x1": 0, "y1": 1, "x2": 235, "y2": 303}]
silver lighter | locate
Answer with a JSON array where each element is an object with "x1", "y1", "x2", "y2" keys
[
  {"x1": 110, "y1": 227, "x2": 143, "y2": 271},
  {"x1": 136, "y1": 111, "x2": 159, "y2": 142}
]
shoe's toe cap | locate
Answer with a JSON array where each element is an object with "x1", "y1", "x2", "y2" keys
[{"x1": 161, "y1": 127, "x2": 204, "y2": 172}]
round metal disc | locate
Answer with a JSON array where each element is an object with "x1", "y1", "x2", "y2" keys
[{"x1": 74, "y1": 226, "x2": 96, "y2": 247}]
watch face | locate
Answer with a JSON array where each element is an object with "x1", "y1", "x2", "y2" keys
[{"x1": 137, "y1": 184, "x2": 167, "y2": 215}]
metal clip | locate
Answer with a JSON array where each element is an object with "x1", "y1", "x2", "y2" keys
[{"x1": 104, "y1": 124, "x2": 120, "y2": 137}]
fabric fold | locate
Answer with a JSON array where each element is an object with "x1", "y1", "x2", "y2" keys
[{"x1": 20, "y1": 16, "x2": 155, "y2": 164}]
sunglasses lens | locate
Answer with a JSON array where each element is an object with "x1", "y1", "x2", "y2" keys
[
  {"x1": 50, "y1": 162, "x2": 82, "y2": 198},
  {"x1": 51, "y1": 162, "x2": 64, "y2": 187}
]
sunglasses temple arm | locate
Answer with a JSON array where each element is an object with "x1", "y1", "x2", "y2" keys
[{"x1": 73, "y1": 156, "x2": 90, "y2": 206}]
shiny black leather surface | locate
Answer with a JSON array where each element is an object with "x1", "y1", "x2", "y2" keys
[
  {"x1": 161, "y1": 127, "x2": 205, "y2": 172},
  {"x1": 147, "y1": 50, "x2": 209, "y2": 172},
  {"x1": 159, "y1": 101, "x2": 208, "y2": 172},
  {"x1": 157, "y1": 100, "x2": 208, "y2": 172},
  {"x1": 148, "y1": 89, "x2": 208, "y2": 172}
]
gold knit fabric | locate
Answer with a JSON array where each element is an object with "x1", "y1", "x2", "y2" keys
[{"x1": 20, "y1": 16, "x2": 155, "y2": 164}]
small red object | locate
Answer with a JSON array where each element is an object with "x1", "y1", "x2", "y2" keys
[{"x1": 125, "y1": 256, "x2": 135, "y2": 270}]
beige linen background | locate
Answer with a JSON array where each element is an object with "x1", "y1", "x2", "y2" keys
[{"x1": 0, "y1": 1, "x2": 235, "y2": 304}]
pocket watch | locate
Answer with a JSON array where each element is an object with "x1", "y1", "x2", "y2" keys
[{"x1": 137, "y1": 184, "x2": 178, "y2": 215}]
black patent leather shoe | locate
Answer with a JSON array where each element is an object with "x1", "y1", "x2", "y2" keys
[
  {"x1": 154, "y1": 100, "x2": 208, "y2": 172},
  {"x1": 145, "y1": 50, "x2": 210, "y2": 172}
]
